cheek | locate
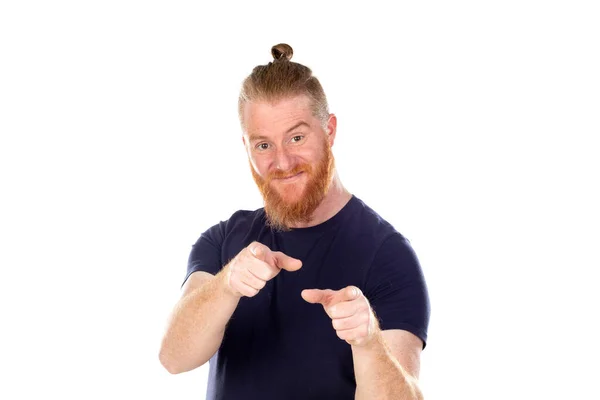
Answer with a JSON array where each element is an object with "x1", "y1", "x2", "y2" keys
[
  {"x1": 249, "y1": 155, "x2": 271, "y2": 178},
  {"x1": 293, "y1": 148, "x2": 316, "y2": 164},
  {"x1": 300, "y1": 155, "x2": 321, "y2": 171}
]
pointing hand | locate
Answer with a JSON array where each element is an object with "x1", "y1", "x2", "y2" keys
[
  {"x1": 301, "y1": 286, "x2": 379, "y2": 346},
  {"x1": 225, "y1": 241, "x2": 302, "y2": 298}
]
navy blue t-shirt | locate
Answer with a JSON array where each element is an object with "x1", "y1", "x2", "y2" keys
[{"x1": 184, "y1": 195, "x2": 430, "y2": 400}]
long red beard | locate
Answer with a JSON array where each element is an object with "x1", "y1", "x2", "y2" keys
[{"x1": 251, "y1": 143, "x2": 335, "y2": 231}]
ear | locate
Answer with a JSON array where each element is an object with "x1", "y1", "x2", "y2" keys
[{"x1": 325, "y1": 114, "x2": 338, "y2": 147}]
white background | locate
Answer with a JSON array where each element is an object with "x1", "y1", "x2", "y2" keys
[{"x1": 1, "y1": 1, "x2": 599, "y2": 399}]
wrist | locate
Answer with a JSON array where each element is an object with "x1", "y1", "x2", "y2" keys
[
  {"x1": 351, "y1": 324, "x2": 383, "y2": 351},
  {"x1": 217, "y1": 266, "x2": 243, "y2": 299}
]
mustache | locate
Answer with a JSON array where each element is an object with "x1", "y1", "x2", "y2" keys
[{"x1": 267, "y1": 164, "x2": 311, "y2": 181}]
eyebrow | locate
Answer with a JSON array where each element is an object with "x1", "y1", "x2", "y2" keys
[
  {"x1": 248, "y1": 121, "x2": 310, "y2": 142},
  {"x1": 285, "y1": 121, "x2": 310, "y2": 134}
]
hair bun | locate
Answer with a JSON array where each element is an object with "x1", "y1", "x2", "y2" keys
[{"x1": 271, "y1": 43, "x2": 293, "y2": 61}]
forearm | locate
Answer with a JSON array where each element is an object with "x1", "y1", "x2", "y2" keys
[
  {"x1": 352, "y1": 332, "x2": 423, "y2": 400},
  {"x1": 159, "y1": 271, "x2": 239, "y2": 374}
]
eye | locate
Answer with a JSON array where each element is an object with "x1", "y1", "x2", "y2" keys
[
  {"x1": 291, "y1": 135, "x2": 304, "y2": 143},
  {"x1": 255, "y1": 142, "x2": 270, "y2": 151}
]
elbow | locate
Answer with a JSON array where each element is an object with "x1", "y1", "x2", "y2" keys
[
  {"x1": 404, "y1": 375, "x2": 424, "y2": 400},
  {"x1": 159, "y1": 348, "x2": 185, "y2": 375},
  {"x1": 159, "y1": 347, "x2": 208, "y2": 374},
  {"x1": 410, "y1": 380, "x2": 424, "y2": 400}
]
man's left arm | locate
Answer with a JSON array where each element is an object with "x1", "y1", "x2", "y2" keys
[
  {"x1": 302, "y1": 286, "x2": 424, "y2": 400},
  {"x1": 352, "y1": 326, "x2": 423, "y2": 400}
]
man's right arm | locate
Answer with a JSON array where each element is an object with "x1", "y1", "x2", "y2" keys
[
  {"x1": 158, "y1": 269, "x2": 240, "y2": 374},
  {"x1": 158, "y1": 242, "x2": 302, "y2": 374}
]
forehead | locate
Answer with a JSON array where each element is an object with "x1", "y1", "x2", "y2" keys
[{"x1": 243, "y1": 95, "x2": 316, "y2": 136}]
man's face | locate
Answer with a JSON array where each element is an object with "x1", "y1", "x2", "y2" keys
[{"x1": 242, "y1": 95, "x2": 337, "y2": 230}]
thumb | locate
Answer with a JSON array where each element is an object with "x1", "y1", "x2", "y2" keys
[
  {"x1": 272, "y1": 251, "x2": 302, "y2": 272},
  {"x1": 249, "y1": 242, "x2": 271, "y2": 262},
  {"x1": 301, "y1": 289, "x2": 334, "y2": 304}
]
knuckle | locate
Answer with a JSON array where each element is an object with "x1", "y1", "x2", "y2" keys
[
  {"x1": 266, "y1": 269, "x2": 278, "y2": 280},
  {"x1": 360, "y1": 300, "x2": 370, "y2": 312},
  {"x1": 332, "y1": 319, "x2": 342, "y2": 330},
  {"x1": 329, "y1": 306, "x2": 337, "y2": 318},
  {"x1": 258, "y1": 265, "x2": 273, "y2": 281}
]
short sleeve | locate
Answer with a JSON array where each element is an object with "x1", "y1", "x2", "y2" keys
[
  {"x1": 182, "y1": 222, "x2": 225, "y2": 288},
  {"x1": 365, "y1": 233, "x2": 431, "y2": 348}
]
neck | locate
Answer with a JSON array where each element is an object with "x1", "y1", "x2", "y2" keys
[{"x1": 290, "y1": 170, "x2": 352, "y2": 228}]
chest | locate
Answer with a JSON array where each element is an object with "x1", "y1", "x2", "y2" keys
[{"x1": 216, "y1": 227, "x2": 381, "y2": 396}]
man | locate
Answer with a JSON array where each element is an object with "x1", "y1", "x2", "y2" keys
[{"x1": 159, "y1": 43, "x2": 430, "y2": 400}]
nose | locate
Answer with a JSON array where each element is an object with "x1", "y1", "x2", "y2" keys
[{"x1": 274, "y1": 147, "x2": 293, "y2": 172}]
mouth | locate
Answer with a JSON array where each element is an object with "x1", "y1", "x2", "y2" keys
[{"x1": 275, "y1": 172, "x2": 304, "y2": 182}]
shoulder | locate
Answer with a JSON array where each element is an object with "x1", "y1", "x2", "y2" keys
[
  {"x1": 352, "y1": 200, "x2": 430, "y2": 345},
  {"x1": 349, "y1": 196, "x2": 406, "y2": 245},
  {"x1": 349, "y1": 196, "x2": 423, "y2": 281},
  {"x1": 224, "y1": 208, "x2": 266, "y2": 233},
  {"x1": 339, "y1": 196, "x2": 420, "y2": 278},
  {"x1": 186, "y1": 207, "x2": 267, "y2": 280}
]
